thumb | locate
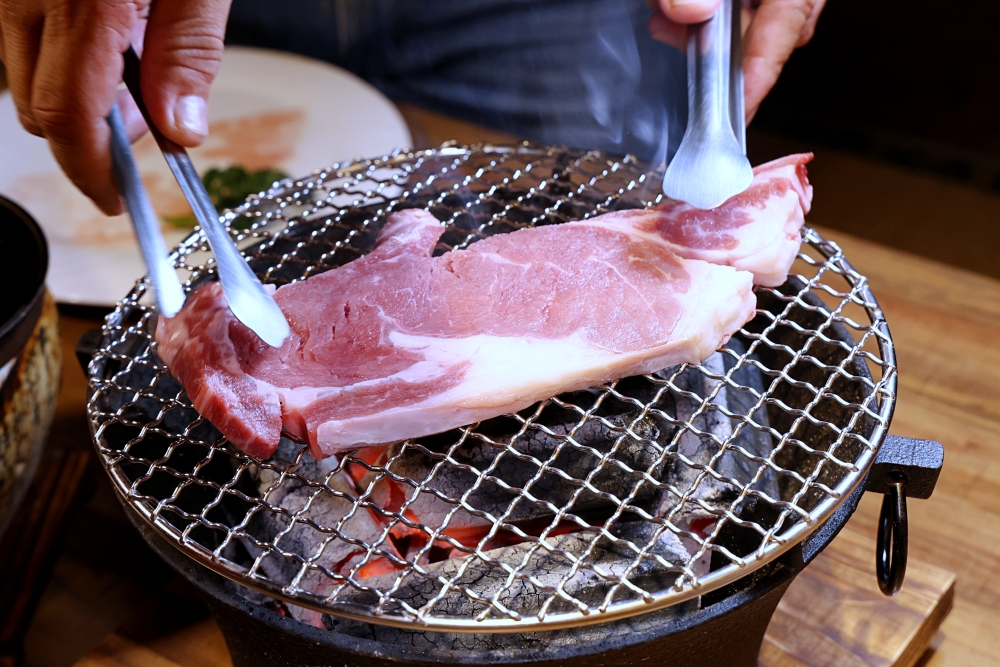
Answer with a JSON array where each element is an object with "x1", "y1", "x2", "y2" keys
[
  {"x1": 139, "y1": 0, "x2": 232, "y2": 147},
  {"x1": 658, "y1": 0, "x2": 723, "y2": 25}
]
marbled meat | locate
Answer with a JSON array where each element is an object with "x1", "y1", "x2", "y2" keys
[{"x1": 156, "y1": 155, "x2": 812, "y2": 460}]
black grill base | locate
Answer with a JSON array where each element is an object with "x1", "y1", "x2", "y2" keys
[
  {"x1": 124, "y1": 497, "x2": 850, "y2": 667},
  {"x1": 210, "y1": 577, "x2": 792, "y2": 667}
]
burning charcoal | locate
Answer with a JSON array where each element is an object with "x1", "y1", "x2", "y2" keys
[
  {"x1": 248, "y1": 439, "x2": 402, "y2": 627},
  {"x1": 359, "y1": 443, "x2": 494, "y2": 538},
  {"x1": 301, "y1": 521, "x2": 696, "y2": 651},
  {"x1": 334, "y1": 522, "x2": 689, "y2": 615},
  {"x1": 360, "y1": 409, "x2": 670, "y2": 548},
  {"x1": 655, "y1": 338, "x2": 779, "y2": 562}
]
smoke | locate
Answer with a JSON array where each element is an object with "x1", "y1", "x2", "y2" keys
[
  {"x1": 581, "y1": 21, "x2": 641, "y2": 145},
  {"x1": 226, "y1": 0, "x2": 688, "y2": 164},
  {"x1": 570, "y1": 0, "x2": 686, "y2": 165}
]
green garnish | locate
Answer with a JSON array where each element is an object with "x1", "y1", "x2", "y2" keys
[
  {"x1": 163, "y1": 213, "x2": 199, "y2": 229},
  {"x1": 164, "y1": 165, "x2": 289, "y2": 229},
  {"x1": 203, "y1": 166, "x2": 289, "y2": 210}
]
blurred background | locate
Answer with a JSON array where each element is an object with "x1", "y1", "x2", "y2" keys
[{"x1": 746, "y1": 0, "x2": 1000, "y2": 279}]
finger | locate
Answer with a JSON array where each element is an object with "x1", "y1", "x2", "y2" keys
[
  {"x1": 797, "y1": 0, "x2": 826, "y2": 46},
  {"x1": 658, "y1": 0, "x2": 723, "y2": 25},
  {"x1": 741, "y1": 6, "x2": 753, "y2": 38},
  {"x1": 742, "y1": 0, "x2": 815, "y2": 121},
  {"x1": 648, "y1": 11, "x2": 688, "y2": 51},
  {"x1": 140, "y1": 0, "x2": 232, "y2": 147},
  {"x1": 30, "y1": 0, "x2": 138, "y2": 214},
  {"x1": 0, "y1": 5, "x2": 44, "y2": 135}
]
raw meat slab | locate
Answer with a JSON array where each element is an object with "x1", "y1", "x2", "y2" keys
[{"x1": 157, "y1": 154, "x2": 813, "y2": 459}]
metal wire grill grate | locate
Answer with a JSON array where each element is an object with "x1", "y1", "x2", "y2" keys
[{"x1": 85, "y1": 143, "x2": 896, "y2": 633}]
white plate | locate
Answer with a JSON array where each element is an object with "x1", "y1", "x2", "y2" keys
[{"x1": 0, "y1": 47, "x2": 412, "y2": 307}]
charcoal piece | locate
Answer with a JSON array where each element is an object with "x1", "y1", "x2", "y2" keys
[
  {"x1": 509, "y1": 409, "x2": 669, "y2": 501},
  {"x1": 750, "y1": 293, "x2": 874, "y2": 516},
  {"x1": 333, "y1": 522, "x2": 688, "y2": 614},
  {"x1": 296, "y1": 522, "x2": 696, "y2": 652},
  {"x1": 655, "y1": 338, "x2": 779, "y2": 527},
  {"x1": 247, "y1": 439, "x2": 397, "y2": 624},
  {"x1": 366, "y1": 410, "x2": 670, "y2": 534}
]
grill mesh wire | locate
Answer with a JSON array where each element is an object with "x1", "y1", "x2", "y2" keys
[{"x1": 86, "y1": 144, "x2": 896, "y2": 632}]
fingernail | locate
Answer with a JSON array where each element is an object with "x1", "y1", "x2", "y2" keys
[
  {"x1": 101, "y1": 197, "x2": 124, "y2": 217},
  {"x1": 174, "y1": 95, "x2": 207, "y2": 138}
]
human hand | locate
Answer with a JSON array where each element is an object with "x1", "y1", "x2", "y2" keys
[
  {"x1": 0, "y1": 0, "x2": 232, "y2": 215},
  {"x1": 649, "y1": 0, "x2": 826, "y2": 123}
]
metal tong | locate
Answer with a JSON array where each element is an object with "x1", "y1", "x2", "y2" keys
[
  {"x1": 110, "y1": 46, "x2": 290, "y2": 348},
  {"x1": 108, "y1": 103, "x2": 185, "y2": 317},
  {"x1": 662, "y1": 0, "x2": 752, "y2": 210}
]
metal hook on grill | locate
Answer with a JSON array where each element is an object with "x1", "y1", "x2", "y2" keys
[{"x1": 876, "y1": 472, "x2": 908, "y2": 596}]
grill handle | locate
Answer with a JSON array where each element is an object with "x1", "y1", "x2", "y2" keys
[
  {"x1": 864, "y1": 434, "x2": 944, "y2": 596},
  {"x1": 866, "y1": 434, "x2": 944, "y2": 500}
]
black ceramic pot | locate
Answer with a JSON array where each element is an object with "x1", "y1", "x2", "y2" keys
[{"x1": 0, "y1": 196, "x2": 60, "y2": 539}]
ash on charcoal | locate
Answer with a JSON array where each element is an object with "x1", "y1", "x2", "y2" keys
[
  {"x1": 244, "y1": 439, "x2": 399, "y2": 628},
  {"x1": 300, "y1": 519, "x2": 696, "y2": 652},
  {"x1": 654, "y1": 338, "x2": 780, "y2": 536},
  {"x1": 234, "y1": 442, "x2": 704, "y2": 644},
  {"x1": 233, "y1": 341, "x2": 777, "y2": 634}
]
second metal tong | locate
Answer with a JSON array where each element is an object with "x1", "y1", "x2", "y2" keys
[
  {"x1": 662, "y1": 0, "x2": 753, "y2": 210},
  {"x1": 117, "y1": 45, "x2": 290, "y2": 348}
]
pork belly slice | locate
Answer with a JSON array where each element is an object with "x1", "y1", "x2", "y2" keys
[
  {"x1": 157, "y1": 208, "x2": 756, "y2": 459},
  {"x1": 596, "y1": 153, "x2": 813, "y2": 286}
]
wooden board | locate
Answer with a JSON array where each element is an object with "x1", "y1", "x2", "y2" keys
[
  {"x1": 73, "y1": 620, "x2": 231, "y2": 667},
  {"x1": 72, "y1": 528, "x2": 953, "y2": 667},
  {"x1": 759, "y1": 529, "x2": 955, "y2": 667}
]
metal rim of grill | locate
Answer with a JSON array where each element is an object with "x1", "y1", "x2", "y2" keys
[{"x1": 85, "y1": 143, "x2": 897, "y2": 633}]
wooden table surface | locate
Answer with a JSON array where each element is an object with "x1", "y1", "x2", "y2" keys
[
  {"x1": 70, "y1": 525, "x2": 955, "y2": 667},
  {"x1": 20, "y1": 103, "x2": 1000, "y2": 666},
  {"x1": 804, "y1": 227, "x2": 1000, "y2": 666}
]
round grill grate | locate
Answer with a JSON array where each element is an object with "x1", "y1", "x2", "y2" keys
[{"x1": 85, "y1": 143, "x2": 896, "y2": 632}]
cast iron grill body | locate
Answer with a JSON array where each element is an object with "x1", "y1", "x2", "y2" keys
[{"x1": 84, "y1": 143, "x2": 896, "y2": 634}]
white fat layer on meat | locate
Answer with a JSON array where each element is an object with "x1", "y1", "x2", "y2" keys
[
  {"x1": 729, "y1": 200, "x2": 803, "y2": 287},
  {"x1": 302, "y1": 260, "x2": 754, "y2": 454}
]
